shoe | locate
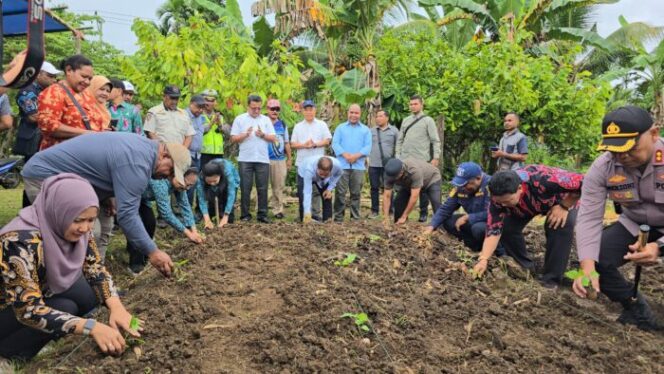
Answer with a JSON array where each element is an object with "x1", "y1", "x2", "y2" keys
[
  {"x1": 618, "y1": 294, "x2": 664, "y2": 332},
  {"x1": 274, "y1": 213, "x2": 284, "y2": 219},
  {"x1": 128, "y1": 264, "x2": 145, "y2": 276},
  {"x1": 499, "y1": 256, "x2": 531, "y2": 281},
  {"x1": 240, "y1": 215, "x2": 252, "y2": 222},
  {"x1": 367, "y1": 212, "x2": 380, "y2": 219},
  {"x1": 257, "y1": 217, "x2": 271, "y2": 224},
  {"x1": 157, "y1": 219, "x2": 168, "y2": 229},
  {"x1": 538, "y1": 279, "x2": 559, "y2": 290},
  {"x1": 418, "y1": 214, "x2": 428, "y2": 223}
]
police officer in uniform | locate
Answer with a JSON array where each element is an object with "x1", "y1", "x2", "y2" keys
[
  {"x1": 424, "y1": 162, "x2": 503, "y2": 255},
  {"x1": 575, "y1": 105, "x2": 664, "y2": 331},
  {"x1": 144, "y1": 85, "x2": 195, "y2": 148}
]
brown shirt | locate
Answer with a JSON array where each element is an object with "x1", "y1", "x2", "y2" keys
[{"x1": 385, "y1": 158, "x2": 442, "y2": 190}]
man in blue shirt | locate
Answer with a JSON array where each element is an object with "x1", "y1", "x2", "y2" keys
[
  {"x1": 332, "y1": 104, "x2": 372, "y2": 221},
  {"x1": 266, "y1": 99, "x2": 292, "y2": 219},
  {"x1": 297, "y1": 156, "x2": 343, "y2": 223},
  {"x1": 187, "y1": 95, "x2": 207, "y2": 171},
  {"x1": 21, "y1": 132, "x2": 191, "y2": 278},
  {"x1": 425, "y1": 162, "x2": 503, "y2": 255}
]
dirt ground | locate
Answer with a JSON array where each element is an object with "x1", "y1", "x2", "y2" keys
[{"x1": 29, "y1": 222, "x2": 664, "y2": 373}]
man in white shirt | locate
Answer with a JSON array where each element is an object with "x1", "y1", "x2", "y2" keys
[
  {"x1": 230, "y1": 95, "x2": 276, "y2": 223},
  {"x1": 290, "y1": 100, "x2": 332, "y2": 221}
]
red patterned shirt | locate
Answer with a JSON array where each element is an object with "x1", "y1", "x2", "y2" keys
[
  {"x1": 486, "y1": 165, "x2": 584, "y2": 236},
  {"x1": 37, "y1": 82, "x2": 108, "y2": 150}
]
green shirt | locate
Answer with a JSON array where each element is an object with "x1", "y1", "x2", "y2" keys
[
  {"x1": 395, "y1": 114, "x2": 441, "y2": 162},
  {"x1": 108, "y1": 101, "x2": 143, "y2": 135}
]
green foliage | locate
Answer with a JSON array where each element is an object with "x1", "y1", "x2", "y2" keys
[
  {"x1": 308, "y1": 60, "x2": 377, "y2": 109},
  {"x1": 564, "y1": 269, "x2": 599, "y2": 287},
  {"x1": 334, "y1": 253, "x2": 358, "y2": 267},
  {"x1": 341, "y1": 312, "x2": 371, "y2": 332},
  {"x1": 129, "y1": 316, "x2": 141, "y2": 332},
  {"x1": 121, "y1": 16, "x2": 303, "y2": 120},
  {"x1": 377, "y1": 28, "x2": 611, "y2": 173}
]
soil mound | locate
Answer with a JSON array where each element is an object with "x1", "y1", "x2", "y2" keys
[{"x1": 31, "y1": 222, "x2": 664, "y2": 373}]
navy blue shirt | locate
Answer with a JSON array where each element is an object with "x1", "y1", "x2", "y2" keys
[
  {"x1": 22, "y1": 132, "x2": 160, "y2": 255},
  {"x1": 430, "y1": 174, "x2": 492, "y2": 229}
]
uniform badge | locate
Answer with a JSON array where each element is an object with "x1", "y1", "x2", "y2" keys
[
  {"x1": 608, "y1": 174, "x2": 627, "y2": 183},
  {"x1": 655, "y1": 149, "x2": 664, "y2": 164},
  {"x1": 449, "y1": 188, "x2": 457, "y2": 198},
  {"x1": 606, "y1": 122, "x2": 621, "y2": 135}
]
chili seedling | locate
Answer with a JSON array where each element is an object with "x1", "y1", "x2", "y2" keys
[
  {"x1": 335, "y1": 253, "x2": 357, "y2": 267},
  {"x1": 341, "y1": 312, "x2": 371, "y2": 333},
  {"x1": 565, "y1": 268, "x2": 600, "y2": 299},
  {"x1": 173, "y1": 259, "x2": 190, "y2": 283}
]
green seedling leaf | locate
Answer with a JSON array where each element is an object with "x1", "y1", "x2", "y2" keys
[
  {"x1": 581, "y1": 276, "x2": 591, "y2": 287},
  {"x1": 368, "y1": 234, "x2": 382, "y2": 243},
  {"x1": 361, "y1": 325, "x2": 370, "y2": 332},
  {"x1": 564, "y1": 269, "x2": 582, "y2": 280},
  {"x1": 590, "y1": 270, "x2": 599, "y2": 279},
  {"x1": 129, "y1": 316, "x2": 140, "y2": 332},
  {"x1": 127, "y1": 337, "x2": 145, "y2": 346},
  {"x1": 174, "y1": 259, "x2": 189, "y2": 267},
  {"x1": 334, "y1": 253, "x2": 357, "y2": 267}
]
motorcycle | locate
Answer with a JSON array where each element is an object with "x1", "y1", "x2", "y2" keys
[{"x1": 0, "y1": 157, "x2": 23, "y2": 189}]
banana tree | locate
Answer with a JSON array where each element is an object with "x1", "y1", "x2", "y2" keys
[{"x1": 156, "y1": 0, "x2": 245, "y2": 35}]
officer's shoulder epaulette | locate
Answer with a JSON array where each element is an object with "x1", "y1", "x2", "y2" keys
[{"x1": 448, "y1": 187, "x2": 457, "y2": 198}]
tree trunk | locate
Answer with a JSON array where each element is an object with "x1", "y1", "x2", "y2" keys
[{"x1": 364, "y1": 54, "x2": 380, "y2": 127}]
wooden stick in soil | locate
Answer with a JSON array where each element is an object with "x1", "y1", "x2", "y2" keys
[
  {"x1": 215, "y1": 196, "x2": 220, "y2": 226},
  {"x1": 631, "y1": 224, "x2": 650, "y2": 301}
]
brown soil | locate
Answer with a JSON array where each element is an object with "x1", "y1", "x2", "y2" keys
[{"x1": 30, "y1": 222, "x2": 664, "y2": 373}]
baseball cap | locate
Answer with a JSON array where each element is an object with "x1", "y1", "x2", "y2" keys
[
  {"x1": 200, "y1": 89, "x2": 218, "y2": 99},
  {"x1": 598, "y1": 106, "x2": 654, "y2": 153},
  {"x1": 384, "y1": 158, "x2": 403, "y2": 183},
  {"x1": 123, "y1": 81, "x2": 136, "y2": 93},
  {"x1": 164, "y1": 143, "x2": 191, "y2": 185},
  {"x1": 302, "y1": 100, "x2": 316, "y2": 108},
  {"x1": 41, "y1": 61, "x2": 62, "y2": 75},
  {"x1": 163, "y1": 85, "x2": 181, "y2": 98},
  {"x1": 451, "y1": 162, "x2": 483, "y2": 187},
  {"x1": 190, "y1": 94, "x2": 206, "y2": 106}
]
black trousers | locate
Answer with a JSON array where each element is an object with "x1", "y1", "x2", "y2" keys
[
  {"x1": 201, "y1": 154, "x2": 223, "y2": 167},
  {"x1": 443, "y1": 214, "x2": 487, "y2": 251},
  {"x1": 126, "y1": 202, "x2": 156, "y2": 267},
  {"x1": 297, "y1": 175, "x2": 332, "y2": 222},
  {"x1": 239, "y1": 162, "x2": 269, "y2": 220},
  {"x1": 368, "y1": 167, "x2": 394, "y2": 214},
  {"x1": 501, "y1": 209, "x2": 577, "y2": 283},
  {"x1": 206, "y1": 185, "x2": 236, "y2": 223},
  {"x1": 393, "y1": 181, "x2": 442, "y2": 223},
  {"x1": 0, "y1": 276, "x2": 98, "y2": 361},
  {"x1": 596, "y1": 222, "x2": 663, "y2": 302}
]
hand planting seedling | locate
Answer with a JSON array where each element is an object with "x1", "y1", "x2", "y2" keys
[
  {"x1": 565, "y1": 269, "x2": 599, "y2": 300},
  {"x1": 341, "y1": 312, "x2": 371, "y2": 333},
  {"x1": 334, "y1": 253, "x2": 357, "y2": 267},
  {"x1": 173, "y1": 259, "x2": 190, "y2": 283}
]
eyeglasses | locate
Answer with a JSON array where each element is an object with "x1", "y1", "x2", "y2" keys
[{"x1": 269, "y1": 107, "x2": 281, "y2": 112}]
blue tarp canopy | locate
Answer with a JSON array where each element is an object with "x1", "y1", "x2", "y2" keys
[{"x1": 3, "y1": 0, "x2": 72, "y2": 36}]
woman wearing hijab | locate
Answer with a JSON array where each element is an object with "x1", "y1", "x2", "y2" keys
[
  {"x1": 86, "y1": 75, "x2": 112, "y2": 128},
  {"x1": 0, "y1": 174, "x2": 141, "y2": 362}
]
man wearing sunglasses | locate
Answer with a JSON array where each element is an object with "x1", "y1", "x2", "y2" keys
[{"x1": 266, "y1": 99, "x2": 292, "y2": 219}]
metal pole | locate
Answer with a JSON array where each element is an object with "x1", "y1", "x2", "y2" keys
[{"x1": 632, "y1": 224, "x2": 650, "y2": 300}]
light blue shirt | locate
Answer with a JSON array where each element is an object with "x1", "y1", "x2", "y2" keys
[
  {"x1": 187, "y1": 108, "x2": 205, "y2": 157},
  {"x1": 298, "y1": 156, "x2": 343, "y2": 215},
  {"x1": 332, "y1": 121, "x2": 372, "y2": 170}
]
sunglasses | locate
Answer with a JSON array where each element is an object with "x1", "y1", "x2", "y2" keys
[{"x1": 268, "y1": 107, "x2": 281, "y2": 112}]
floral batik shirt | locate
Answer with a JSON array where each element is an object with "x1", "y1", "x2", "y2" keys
[
  {"x1": 0, "y1": 230, "x2": 118, "y2": 337},
  {"x1": 109, "y1": 101, "x2": 143, "y2": 135},
  {"x1": 486, "y1": 165, "x2": 584, "y2": 236}
]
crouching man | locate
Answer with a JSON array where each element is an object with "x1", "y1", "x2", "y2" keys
[
  {"x1": 575, "y1": 106, "x2": 664, "y2": 331},
  {"x1": 472, "y1": 165, "x2": 583, "y2": 288},
  {"x1": 424, "y1": 162, "x2": 503, "y2": 255}
]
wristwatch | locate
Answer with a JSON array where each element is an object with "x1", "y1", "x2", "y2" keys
[{"x1": 83, "y1": 319, "x2": 96, "y2": 336}]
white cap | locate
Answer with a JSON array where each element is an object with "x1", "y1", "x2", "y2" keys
[
  {"x1": 41, "y1": 61, "x2": 62, "y2": 75},
  {"x1": 123, "y1": 81, "x2": 136, "y2": 93}
]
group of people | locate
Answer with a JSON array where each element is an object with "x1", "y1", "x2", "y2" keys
[{"x1": 0, "y1": 52, "x2": 662, "y2": 367}]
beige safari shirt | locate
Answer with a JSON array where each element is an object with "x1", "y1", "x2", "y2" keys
[{"x1": 144, "y1": 103, "x2": 195, "y2": 144}]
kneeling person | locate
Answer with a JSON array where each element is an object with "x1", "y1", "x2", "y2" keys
[
  {"x1": 472, "y1": 165, "x2": 583, "y2": 288},
  {"x1": 298, "y1": 156, "x2": 343, "y2": 223},
  {"x1": 425, "y1": 162, "x2": 500, "y2": 254},
  {"x1": 383, "y1": 158, "x2": 442, "y2": 225}
]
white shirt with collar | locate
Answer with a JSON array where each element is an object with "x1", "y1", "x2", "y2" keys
[{"x1": 230, "y1": 112, "x2": 275, "y2": 164}]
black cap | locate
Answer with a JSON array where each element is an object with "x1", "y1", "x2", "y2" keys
[
  {"x1": 163, "y1": 85, "x2": 181, "y2": 98},
  {"x1": 190, "y1": 94, "x2": 206, "y2": 106},
  {"x1": 598, "y1": 106, "x2": 653, "y2": 153},
  {"x1": 384, "y1": 158, "x2": 403, "y2": 183},
  {"x1": 109, "y1": 78, "x2": 124, "y2": 90}
]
